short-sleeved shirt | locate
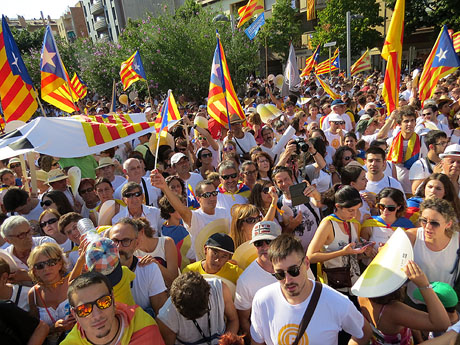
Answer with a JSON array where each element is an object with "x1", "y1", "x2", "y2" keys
[
  {"x1": 183, "y1": 261, "x2": 242, "y2": 285},
  {"x1": 131, "y1": 262, "x2": 167, "y2": 311}
]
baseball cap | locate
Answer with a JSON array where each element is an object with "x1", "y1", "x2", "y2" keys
[
  {"x1": 250, "y1": 221, "x2": 281, "y2": 244},
  {"x1": 205, "y1": 233, "x2": 235, "y2": 255},
  {"x1": 171, "y1": 152, "x2": 188, "y2": 165},
  {"x1": 86, "y1": 238, "x2": 122, "y2": 286},
  {"x1": 413, "y1": 281, "x2": 458, "y2": 308},
  {"x1": 439, "y1": 144, "x2": 460, "y2": 159},
  {"x1": 328, "y1": 113, "x2": 343, "y2": 123},
  {"x1": 331, "y1": 99, "x2": 346, "y2": 108}
]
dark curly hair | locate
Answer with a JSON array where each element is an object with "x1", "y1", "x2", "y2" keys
[{"x1": 170, "y1": 271, "x2": 211, "y2": 320}]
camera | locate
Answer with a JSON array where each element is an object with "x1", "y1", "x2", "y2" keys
[{"x1": 293, "y1": 138, "x2": 309, "y2": 154}]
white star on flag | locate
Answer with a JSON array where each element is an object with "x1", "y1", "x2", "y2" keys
[
  {"x1": 211, "y1": 60, "x2": 221, "y2": 78},
  {"x1": 133, "y1": 61, "x2": 140, "y2": 71},
  {"x1": 11, "y1": 52, "x2": 21, "y2": 73},
  {"x1": 436, "y1": 48, "x2": 447, "y2": 61}
]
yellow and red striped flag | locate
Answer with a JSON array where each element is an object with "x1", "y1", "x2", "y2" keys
[
  {"x1": 351, "y1": 49, "x2": 371, "y2": 76},
  {"x1": 0, "y1": 15, "x2": 38, "y2": 122},
  {"x1": 315, "y1": 48, "x2": 340, "y2": 75},
  {"x1": 314, "y1": 73, "x2": 340, "y2": 100},
  {"x1": 300, "y1": 45, "x2": 320, "y2": 77},
  {"x1": 40, "y1": 26, "x2": 78, "y2": 113},
  {"x1": 452, "y1": 32, "x2": 460, "y2": 53},
  {"x1": 419, "y1": 26, "x2": 460, "y2": 104},
  {"x1": 207, "y1": 33, "x2": 246, "y2": 128},
  {"x1": 237, "y1": 0, "x2": 264, "y2": 28},
  {"x1": 381, "y1": 0, "x2": 404, "y2": 114},
  {"x1": 70, "y1": 73, "x2": 87, "y2": 100},
  {"x1": 155, "y1": 90, "x2": 181, "y2": 133},
  {"x1": 120, "y1": 51, "x2": 146, "y2": 91}
]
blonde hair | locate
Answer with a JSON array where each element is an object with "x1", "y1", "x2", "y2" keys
[
  {"x1": 27, "y1": 242, "x2": 67, "y2": 283},
  {"x1": 420, "y1": 198, "x2": 459, "y2": 237},
  {"x1": 230, "y1": 204, "x2": 259, "y2": 248}
]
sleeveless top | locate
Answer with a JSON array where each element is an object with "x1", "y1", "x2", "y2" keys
[
  {"x1": 367, "y1": 305, "x2": 413, "y2": 345},
  {"x1": 323, "y1": 220, "x2": 361, "y2": 286},
  {"x1": 136, "y1": 236, "x2": 168, "y2": 267},
  {"x1": 407, "y1": 227, "x2": 459, "y2": 304}
]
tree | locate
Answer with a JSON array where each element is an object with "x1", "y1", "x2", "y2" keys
[
  {"x1": 10, "y1": 27, "x2": 44, "y2": 55},
  {"x1": 385, "y1": 0, "x2": 460, "y2": 35},
  {"x1": 256, "y1": 0, "x2": 302, "y2": 62},
  {"x1": 312, "y1": 0, "x2": 383, "y2": 57}
]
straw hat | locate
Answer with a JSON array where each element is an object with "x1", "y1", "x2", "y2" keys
[
  {"x1": 194, "y1": 218, "x2": 230, "y2": 261},
  {"x1": 46, "y1": 169, "x2": 67, "y2": 184}
]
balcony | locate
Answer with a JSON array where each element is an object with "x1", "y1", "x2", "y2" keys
[
  {"x1": 94, "y1": 18, "x2": 107, "y2": 31},
  {"x1": 91, "y1": 1, "x2": 104, "y2": 15}
]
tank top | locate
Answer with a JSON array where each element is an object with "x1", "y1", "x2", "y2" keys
[
  {"x1": 136, "y1": 237, "x2": 167, "y2": 267},
  {"x1": 407, "y1": 227, "x2": 459, "y2": 303},
  {"x1": 367, "y1": 305, "x2": 413, "y2": 345}
]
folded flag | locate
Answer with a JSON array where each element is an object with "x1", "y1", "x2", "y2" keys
[
  {"x1": 314, "y1": 74, "x2": 340, "y2": 100},
  {"x1": 70, "y1": 73, "x2": 87, "y2": 100},
  {"x1": 300, "y1": 45, "x2": 320, "y2": 77},
  {"x1": 187, "y1": 184, "x2": 200, "y2": 210},
  {"x1": 362, "y1": 215, "x2": 414, "y2": 230},
  {"x1": 155, "y1": 89, "x2": 180, "y2": 133}
]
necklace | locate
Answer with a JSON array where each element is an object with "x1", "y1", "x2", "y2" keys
[{"x1": 41, "y1": 274, "x2": 68, "y2": 289}]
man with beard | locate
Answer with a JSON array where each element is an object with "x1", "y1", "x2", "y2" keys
[
  {"x1": 250, "y1": 234, "x2": 371, "y2": 345},
  {"x1": 108, "y1": 218, "x2": 168, "y2": 316}
]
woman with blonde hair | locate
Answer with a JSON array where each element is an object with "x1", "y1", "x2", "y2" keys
[
  {"x1": 27, "y1": 242, "x2": 74, "y2": 345},
  {"x1": 229, "y1": 204, "x2": 261, "y2": 249}
]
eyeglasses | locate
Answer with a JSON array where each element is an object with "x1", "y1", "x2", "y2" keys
[
  {"x1": 377, "y1": 203, "x2": 398, "y2": 212},
  {"x1": 272, "y1": 260, "x2": 304, "y2": 280},
  {"x1": 40, "y1": 218, "x2": 59, "y2": 228},
  {"x1": 262, "y1": 187, "x2": 271, "y2": 194},
  {"x1": 223, "y1": 146, "x2": 235, "y2": 152},
  {"x1": 200, "y1": 190, "x2": 219, "y2": 198},
  {"x1": 333, "y1": 121, "x2": 345, "y2": 125},
  {"x1": 419, "y1": 218, "x2": 441, "y2": 228},
  {"x1": 221, "y1": 173, "x2": 238, "y2": 180},
  {"x1": 9, "y1": 229, "x2": 31, "y2": 240},
  {"x1": 112, "y1": 238, "x2": 135, "y2": 247},
  {"x1": 9, "y1": 163, "x2": 20, "y2": 169},
  {"x1": 254, "y1": 239, "x2": 271, "y2": 247},
  {"x1": 201, "y1": 153, "x2": 212, "y2": 158},
  {"x1": 208, "y1": 248, "x2": 232, "y2": 260},
  {"x1": 243, "y1": 170, "x2": 257, "y2": 175},
  {"x1": 33, "y1": 258, "x2": 60, "y2": 270},
  {"x1": 40, "y1": 200, "x2": 53, "y2": 207},
  {"x1": 79, "y1": 187, "x2": 94, "y2": 195},
  {"x1": 72, "y1": 295, "x2": 113, "y2": 318},
  {"x1": 124, "y1": 191, "x2": 143, "y2": 198},
  {"x1": 243, "y1": 216, "x2": 261, "y2": 224}
]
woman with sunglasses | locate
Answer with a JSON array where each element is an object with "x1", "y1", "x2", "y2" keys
[
  {"x1": 248, "y1": 180, "x2": 281, "y2": 222},
  {"x1": 38, "y1": 209, "x2": 73, "y2": 254},
  {"x1": 195, "y1": 148, "x2": 216, "y2": 179},
  {"x1": 405, "y1": 198, "x2": 460, "y2": 310},
  {"x1": 230, "y1": 204, "x2": 263, "y2": 249},
  {"x1": 331, "y1": 146, "x2": 357, "y2": 185},
  {"x1": 41, "y1": 190, "x2": 74, "y2": 216},
  {"x1": 222, "y1": 140, "x2": 240, "y2": 168},
  {"x1": 27, "y1": 243, "x2": 74, "y2": 345},
  {"x1": 252, "y1": 151, "x2": 273, "y2": 181}
]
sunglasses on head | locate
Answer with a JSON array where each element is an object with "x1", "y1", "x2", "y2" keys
[
  {"x1": 124, "y1": 191, "x2": 143, "y2": 198},
  {"x1": 254, "y1": 239, "x2": 271, "y2": 247},
  {"x1": 33, "y1": 258, "x2": 60, "y2": 270},
  {"x1": 72, "y1": 295, "x2": 113, "y2": 318},
  {"x1": 40, "y1": 218, "x2": 59, "y2": 228},
  {"x1": 243, "y1": 216, "x2": 261, "y2": 224},
  {"x1": 419, "y1": 218, "x2": 441, "y2": 228},
  {"x1": 377, "y1": 203, "x2": 398, "y2": 212},
  {"x1": 201, "y1": 153, "x2": 212, "y2": 158},
  {"x1": 272, "y1": 260, "x2": 303, "y2": 280},
  {"x1": 221, "y1": 173, "x2": 238, "y2": 180},
  {"x1": 200, "y1": 190, "x2": 219, "y2": 198},
  {"x1": 41, "y1": 200, "x2": 53, "y2": 207}
]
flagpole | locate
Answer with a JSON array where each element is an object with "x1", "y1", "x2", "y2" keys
[
  {"x1": 144, "y1": 80, "x2": 153, "y2": 107},
  {"x1": 34, "y1": 90, "x2": 47, "y2": 117},
  {"x1": 215, "y1": 30, "x2": 231, "y2": 131},
  {"x1": 328, "y1": 46, "x2": 332, "y2": 79},
  {"x1": 265, "y1": 36, "x2": 268, "y2": 78}
]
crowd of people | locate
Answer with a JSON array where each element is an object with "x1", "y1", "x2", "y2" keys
[{"x1": 1, "y1": 69, "x2": 460, "y2": 345}]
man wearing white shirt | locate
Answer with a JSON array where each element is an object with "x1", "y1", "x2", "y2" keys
[
  {"x1": 324, "y1": 113, "x2": 347, "y2": 153},
  {"x1": 365, "y1": 147, "x2": 404, "y2": 195},
  {"x1": 170, "y1": 153, "x2": 203, "y2": 192},
  {"x1": 321, "y1": 99, "x2": 353, "y2": 132},
  {"x1": 260, "y1": 125, "x2": 296, "y2": 163},
  {"x1": 224, "y1": 114, "x2": 257, "y2": 160}
]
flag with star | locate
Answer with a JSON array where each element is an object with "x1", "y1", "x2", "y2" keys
[
  {"x1": 207, "y1": 32, "x2": 245, "y2": 127},
  {"x1": 186, "y1": 183, "x2": 200, "y2": 209},
  {"x1": 0, "y1": 15, "x2": 38, "y2": 122},
  {"x1": 40, "y1": 25, "x2": 78, "y2": 113},
  {"x1": 120, "y1": 51, "x2": 146, "y2": 91},
  {"x1": 419, "y1": 25, "x2": 460, "y2": 103},
  {"x1": 300, "y1": 45, "x2": 320, "y2": 77},
  {"x1": 154, "y1": 89, "x2": 181, "y2": 133},
  {"x1": 315, "y1": 48, "x2": 340, "y2": 75},
  {"x1": 351, "y1": 49, "x2": 371, "y2": 76}
]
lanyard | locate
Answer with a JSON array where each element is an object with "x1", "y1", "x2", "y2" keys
[{"x1": 192, "y1": 311, "x2": 212, "y2": 345}]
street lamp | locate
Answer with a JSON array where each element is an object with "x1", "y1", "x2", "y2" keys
[{"x1": 346, "y1": 11, "x2": 363, "y2": 78}]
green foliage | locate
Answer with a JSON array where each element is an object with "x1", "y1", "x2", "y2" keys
[
  {"x1": 257, "y1": 0, "x2": 302, "y2": 62},
  {"x1": 385, "y1": 0, "x2": 460, "y2": 34},
  {"x1": 10, "y1": 27, "x2": 44, "y2": 55},
  {"x1": 312, "y1": 0, "x2": 383, "y2": 57}
]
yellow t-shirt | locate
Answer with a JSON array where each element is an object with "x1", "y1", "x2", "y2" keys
[
  {"x1": 113, "y1": 266, "x2": 136, "y2": 306},
  {"x1": 183, "y1": 260, "x2": 242, "y2": 285}
]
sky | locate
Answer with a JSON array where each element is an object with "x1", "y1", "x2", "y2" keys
[{"x1": 3, "y1": 0, "x2": 80, "y2": 20}]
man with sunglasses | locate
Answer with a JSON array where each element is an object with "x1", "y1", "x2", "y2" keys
[
  {"x1": 250, "y1": 234, "x2": 371, "y2": 345},
  {"x1": 439, "y1": 144, "x2": 460, "y2": 197},
  {"x1": 78, "y1": 178, "x2": 100, "y2": 219},
  {"x1": 260, "y1": 125, "x2": 296, "y2": 164},
  {"x1": 63, "y1": 271, "x2": 165, "y2": 345},
  {"x1": 217, "y1": 160, "x2": 250, "y2": 210},
  {"x1": 324, "y1": 113, "x2": 347, "y2": 153},
  {"x1": 321, "y1": 99, "x2": 353, "y2": 132}
]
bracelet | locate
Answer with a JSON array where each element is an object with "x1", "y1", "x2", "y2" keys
[
  {"x1": 419, "y1": 284, "x2": 433, "y2": 290},
  {"x1": 311, "y1": 151, "x2": 318, "y2": 155}
]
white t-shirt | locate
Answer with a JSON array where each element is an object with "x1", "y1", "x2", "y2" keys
[
  {"x1": 20, "y1": 203, "x2": 44, "y2": 222},
  {"x1": 260, "y1": 126, "x2": 296, "y2": 163},
  {"x1": 185, "y1": 172, "x2": 203, "y2": 192},
  {"x1": 131, "y1": 262, "x2": 167, "y2": 311},
  {"x1": 217, "y1": 192, "x2": 248, "y2": 211},
  {"x1": 227, "y1": 132, "x2": 257, "y2": 157},
  {"x1": 324, "y1": 129, "x2": 346, "y2": 152},
  {"x1": 365, "y1": 174, "x2": 404, "y2": 196},
  {"x1": 409, "y1": 158, "x2": 434, "y2": 183},
  {"x1": 112, "y1": 204, "x2": 165, "y2": 236},
  {"x1": 250, "y1": 281, "x2": 365, "y2": 345},
  {"x1": 111, "y1": 175, "x2": 126, "y2": 191},
  {"x1": 394, "y1": 163, "x2": 411, "y2": 194},
  {"x1": 321, "y1": 113, "x2": 353, "y2": 132},
  {"x1": 114, "y1": 176, "x2": 162, "y2": 207}
]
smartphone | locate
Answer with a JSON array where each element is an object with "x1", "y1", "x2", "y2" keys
[
  {"x1": 289, "y1": 182, "x2": 310, "y2": 207},
  {"x1": 355, "y1": 240, "x2": 373, "y2": 249}
]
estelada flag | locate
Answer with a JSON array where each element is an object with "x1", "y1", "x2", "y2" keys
[
  {"x1": 40, "y1": 26, "x2": 78, "y2": 113},
  {"x1": 314, "y1": 73, "x2": 340, "y2": 100},
  {"x1": 0, "y1": 15, "x2": 38, "y2": 122},
  {"x1": 351, "y1": 49, "x2": 371, "y2": 76},
  {"x1": 315, "y1": 49, "x2": 340, "y2": 75},
  {"x1": 155, "y1": 89, "x2": 180, "y2": 133},
  {"x1": 120, "y1": 51, "x2": 146, "y2": 91},
  {"x1": 70, "y1": 73, "x2": 87, "y2": 100},
  {"x1": 207, "y1": 32, "x2": 245, "y2": 128},
  {"x1": 237, "y1": 0, "x2": 264, "y2": 28},
  {"x1": 300, "y1": 45, "x2": 320, "y2": 77}
]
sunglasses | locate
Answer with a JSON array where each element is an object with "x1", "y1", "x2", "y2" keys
[
  {"x1": 178, "y1": 147, "x2": 187, "y2": 152},
  {"x1": 200, "y1": 190, "x2": 219, "y2": 198},
  {"x1": 201, "y1": 153, "x2": 212, "y2": 158},
  {"x1": 221, "y1": 173, "x2": 238, "y2": 180},
  {"x1": 419, "y1": 218, "x2": 441, "y2": 228},
  {"x1": 41, "y1": 200, "x2": 53, "y2": 207},
  {"x1": 9, "y1": 163, "x2": 20, "y2": 169},
  {"x1": 243, "y1": 216, "x2": 261, "y2": 224},
  {"x1": 262, "y1": 187, "x2": 271, "y2": 194},
  {"x1": 272, "y1": 260, "x2": 304, "y2": 280},
  {"x1": 33, "y1": 258, "x2": 60, "y2": 270},
  {"x1": 333, "y1": 121, "x2": 345, "y2": 125},
  {"x1": 112, "y1": 238, "x2": 135, "y2": 247},
  {"x1": 198, "y1": 136, "x2": 207, "y2": 140},
  {"x1": 377, "y1": 203, "x2": 398, "y2": 212},
  {"x1": 254, "y1": 239, "x2": 271, "y2": 247},
  {"x1": 40, "y1": 218, "x2": 59, "y2": 228},
  {"x1": 9, "y1": 229, "x2": 31, "y2": 240},
  {"x1": 79, "y1": 187, "x2": 94, "y2": 195},
  {"x1": 124, "y1": 191, "x2": 142, "y2": 198},
  {"x1": 343, "y1": 156, "x2": 354, "y2": 161},
  {"x1": 223, "y1": 146, "x2": 234, "y2": 152},
  {"x1": 73, "y1": 295, "x2": 113, "y2": 318}
]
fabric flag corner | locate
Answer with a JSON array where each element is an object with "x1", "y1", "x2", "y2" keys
[
  {"x1": 120, "y1": 50, "x2": 146, "y2": 91},
  {"x1": 351, "y1": 49, "x2": 371, "y2": 76},
  {"x1": 237, "y1": 0, "x2": 264, "y2": 28},
  {"x1": 300, "y1": 45, "x2": 320, "y2": 77},
  {"x1": 155, "y1": 89, "x2": 180, "y2": 133},
  {"x1": 314, "y1": 73, "x2": 340, "y2": 100},
  {"x1": 0, "y1": 15, "x2": 38, "y2": 122},
  {"x1": 70, "y1": 73, "x2": 87, "y2": 100}
]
